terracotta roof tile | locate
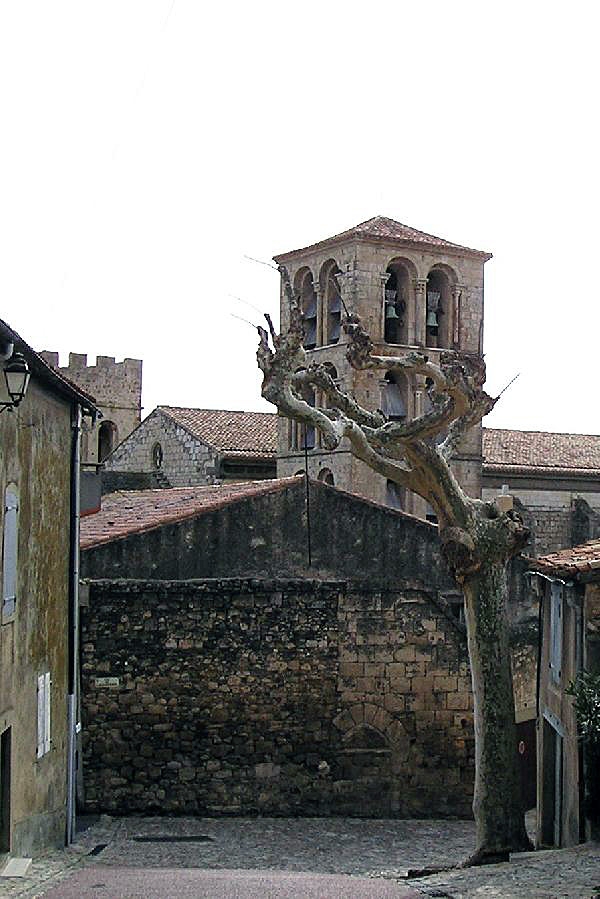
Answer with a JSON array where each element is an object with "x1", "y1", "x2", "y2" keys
[
  {"x1": 532, "y1": 539, "x2": 600, "y2": 576},
  {"x1": 80, "y1": 478, "x2": 300, "y2": 549},
  {"x1": 274, "y1": 215, "x2": 491, "y2": 261},
  {"x1": 483, "y1": 428, "x2": 600, "y2": 475},
  {"x1": 158, "y1": 407, "x2": 277, "y2": 458}
]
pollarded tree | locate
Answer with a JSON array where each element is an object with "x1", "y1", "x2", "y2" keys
[{"x1": 257, "y1": 267, "x2": 532, "y2": 866}]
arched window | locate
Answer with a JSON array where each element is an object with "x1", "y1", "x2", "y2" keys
[
  {"x1": 151, "y1": 442, "x2": 163, "y2": 469},
  {"x1": 289, "y1": 372, "x2": 315, "y2": 450},
  {"x1": 426, "y1": 268, "x2": 454, "y2": 349},
  {"x1": 318, "y1": 468, "x2": 334, "y2": 485},
  {"x1": 320, "y1": 260, "x2": 342, "y2": 346},
  {"x1": 386, "y1": 479, "x2": 405, "y2": 510},
  {"x1": 384, "y1": 262, "x2": 410, "y2": 345},
  {"x1": 381, "y1": 371, "x2": 407, "y2": 421},
  {"x1": 296, "y1": 268, "x2": 317, "y2": 349},
  {"x1": 98, "y1": 421, "x2": 118, "y2": 462}
]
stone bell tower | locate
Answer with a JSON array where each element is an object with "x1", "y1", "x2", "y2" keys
[{"x1": 274, "y1": 215, "x2": 492, "y2": 519}]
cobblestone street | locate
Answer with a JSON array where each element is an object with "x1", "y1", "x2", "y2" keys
[{"x1": 1, "y1": 815, "x2": 599, "y2": 898}]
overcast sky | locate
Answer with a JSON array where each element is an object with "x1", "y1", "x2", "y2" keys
[{"x1": 0, "y1": 2, "x2": 597, "y2": 434}]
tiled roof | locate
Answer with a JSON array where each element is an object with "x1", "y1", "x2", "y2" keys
[
  {"x1": 158, "y1": 407, "x2": 277, "y2": 458},
  {"x1": 483, "y1": 428, "x2": 600, "y2": 476},
  {"x1": 532, "y1": 540, "x2": 600, "y2": 577},
  {"x1": 274, "y1": 216, "x2": 491, "y2": 261},
  {"x1": 80, "y1": 478, "x2": 300, "y2": 549}
]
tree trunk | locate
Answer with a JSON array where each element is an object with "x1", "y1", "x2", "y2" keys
[{"x1": 461, "y1": 556, "x2": 532, "y2": 864}]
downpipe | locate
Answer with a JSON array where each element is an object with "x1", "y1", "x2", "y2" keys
[{"x1": 66, "y1": 403, "x2": 82, "y2": 844}]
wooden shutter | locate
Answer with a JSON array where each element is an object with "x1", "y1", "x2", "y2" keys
[
  {"x1": 2, "y1": 488, "x2": 18, "y2": 618},
  {"x1": 37, "y1": 674, "x2": 45, "y2": 758}
]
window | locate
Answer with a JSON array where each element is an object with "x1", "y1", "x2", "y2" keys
[
  {"x1": 318, "y1": 468, "x2": 334, "y2": 486},
  {"x1": 384, "y1": 263, "x2": 409, "y2": 345},
  {"x1": 386, "y1": 480, "x2": 405, "y2": 510},
  {"x1": 426, "y1": 268, "x2": 455, "y2": 350},
  {"x1": 98, "y1": 420, "x2": 118, "y2": 462},
  {"x1": 381, "y1": 372, "x2": 407, "y2": 421},
  {"x1": 297, "y1": 269, "x2": 317, "y2": 349},
  {"x1": 320, "y1": 260, "x2": 342, "y2": 345},
  {"x1": 36, "y1": 672, "x2": 51, "y2": 758},
  {"x1": 152, "y1": 442, "x2": 163, "y2": 469},
  {"x1": 550, "y1": 582, "x2": 563, "y2": 685},
  {"x1": 2, "y1": 486, "x2": 18, "y2": 621}
]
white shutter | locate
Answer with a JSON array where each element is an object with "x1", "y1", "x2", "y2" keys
[
  {"x1": 44, "y1": 672, "x2": 51, "y2": 754},
  {"x1": 37, "y1": 674, "x2": 45, "y2": 758},
  {"x1": 2, "y1": 488, "x2": 18, "y2": 617}
]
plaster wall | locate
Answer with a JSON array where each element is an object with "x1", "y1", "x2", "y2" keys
[{"x1": 0, "y1": 379, "x2": 71, "y2": 855}]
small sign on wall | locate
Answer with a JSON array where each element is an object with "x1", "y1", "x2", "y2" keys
[{"x1": 93, "y1": 676, "x2": 121, "y2": 688}]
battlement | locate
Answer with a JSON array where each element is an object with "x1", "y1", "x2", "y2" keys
[{"x1": 40, "y1": 350, "x2": 142, "y2": 379}]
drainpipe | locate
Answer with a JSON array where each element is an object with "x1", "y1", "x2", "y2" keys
[{"x1": 66, "y1": 403, "x2": 82, "y2": 844}]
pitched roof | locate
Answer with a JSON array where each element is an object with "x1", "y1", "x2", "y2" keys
[
  {"x1": 274, "y1": 215, "x2": 491, "y2": 262},
  {"x1": 80, "y1": 478, "x2": 300, "y2": 549},
  {"x1": 483, "y1": 428, "x2": 600, "y2": 476},
  {"x1": 532, "y1": 540, "x2": 600, "y2": 577},
  {"x1": 157, "y1": 407, "x2": 277, "y2": 459}
]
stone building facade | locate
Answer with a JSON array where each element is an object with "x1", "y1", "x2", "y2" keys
[
  {"x1": 274, "y1": 216, "x2": 491, "y2": 519},
  {"x1": 1, "y1": 318, "x2": 97, "y2": 857},
  {"x1": 482, "y1": 429, "x2": 600, "y2": 556},
  {"x1": 102, "y1": 407, "x2": 276, "y2": 491},
  {"x1": 39, "y1": 351, "x2": 142, "y2": 464},
  {"x1": 78, "y1": 477, "x2": 535, "y2": 818}
]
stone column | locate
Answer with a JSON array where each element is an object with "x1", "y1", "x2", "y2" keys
[
  {"x1": 313, "y1": 283, "x2": 323, "y2": 348},
  {"x1": 452, "y1": 285, "x2": 465, "y2": 349},
  {"x1": 413, "y1": 279, "x2": 427, "y2": 346}
]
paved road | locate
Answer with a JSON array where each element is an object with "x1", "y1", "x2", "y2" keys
[{"x1": 38, "y1": 866, "x2": 422, "y2": 898}]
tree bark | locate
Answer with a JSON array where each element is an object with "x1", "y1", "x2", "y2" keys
[{"x1": 461, "y1": 556, "x2": 533, "y2": 863}]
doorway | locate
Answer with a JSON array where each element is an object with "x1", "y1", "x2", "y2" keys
[
  {"x1": 541, "y1": 718, "x2": 562, "y2": 846},
  {"x1": 0, "y1": 728, "x2": 11, "y2": 854}
]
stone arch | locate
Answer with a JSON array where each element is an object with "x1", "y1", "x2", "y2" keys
[
  {"x1": 294, "y1": 266, "x2": 318, "y2": 349},
  {"x1": 98, "y1": 420, "x2": 118, "y2": 462},
  {"x1": 319, "y1": 258, "x2": 342, "y2": 346},
  {"x1": 317, "y1": 467, "x2": 334, "y2": 486},
  {"x1": 334, "y1": 702, "x2": 410, "y2": 760},
  {"x1": 384, "y1": 257, "x2": 417, "y2": 345},
  {"x1": 425, "y1": 263, "x2": 457, "y2": 350}
]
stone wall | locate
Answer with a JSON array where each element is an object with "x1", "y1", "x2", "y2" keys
[
  {"x1": 103, "y1": 408, "x2": 218, "y2": 487},
  {"x1": 39, "y1": 351, "x2": 142, "y2": 464},
  {"x1": 80, "y1": 578, "x2": 474, "y2": 818}
]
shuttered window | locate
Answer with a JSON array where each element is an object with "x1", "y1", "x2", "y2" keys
[
  {"x1": 2, "y1": 487, "x2": 18, "y2": 620},
  {"x1": 37, "y1": 673, "x2": 51, "y2": 758},
  {"x1": 549, "y1": 582, "x2": 563, "y2": 685}
]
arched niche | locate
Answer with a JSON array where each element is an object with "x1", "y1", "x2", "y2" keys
[
  {"x1": 98, "y1": 420, "x2": 118, "y2": 462},
  {"x1": 319, "y1": 259, "x2": 342, "y2": 346},
  {"x1": 294, "y1": 267, "x2": 317, "y2": 349},
  {"x1": 425, "y1": 264, "x2": 457, "y2": 349}
]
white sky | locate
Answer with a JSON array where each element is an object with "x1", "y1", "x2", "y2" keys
[{"x1": 0, "y1": 2, "x2": 597, "y2": 434}]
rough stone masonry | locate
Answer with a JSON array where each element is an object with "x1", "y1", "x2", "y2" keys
[{"x1": 80, "y1": 577, "x2": 474, "y2": 818}]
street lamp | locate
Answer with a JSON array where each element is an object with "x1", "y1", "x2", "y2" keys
[{"x1": 0, "y1": 352, "x2": 31, "y2": 413}]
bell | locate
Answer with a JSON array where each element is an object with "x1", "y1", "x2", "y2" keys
[
  {"x1": 386, "y1": 304, "x2": 400, "y2": 321},
  {"x1": 426, "y1": 310, "x2": 438, "y2": 328}
]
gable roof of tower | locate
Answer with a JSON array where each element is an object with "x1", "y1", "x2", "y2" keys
[
  {"x1": 273, "y1": 216, "x2": 492, "y2": 262},
  {"x1": 482, "y1": 428, "x2": 600, "y2": 477},
  {"x1": 157, "y1": 406, "x2": 277, "y2": 459}
]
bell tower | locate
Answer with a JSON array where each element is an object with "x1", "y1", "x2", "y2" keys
[{"x1": 274, "y1": 216, "x2": 492, "y2": 518}]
